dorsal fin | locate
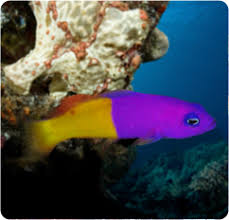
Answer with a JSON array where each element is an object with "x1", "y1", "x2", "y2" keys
[
  {"x1": 48, "y1": 94, "x2": 96, "y2": 118},
  {"x1": 101, "y1": 90, "x2": 137, "y2": 98}
]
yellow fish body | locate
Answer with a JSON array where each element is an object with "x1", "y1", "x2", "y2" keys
[{"x1": 24, "y1": 95, "x2": 117, "y2": 160}]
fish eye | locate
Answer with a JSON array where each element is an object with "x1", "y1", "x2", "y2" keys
[
  {"x1": 184, "y1": 112, "x2": 200, "y2": 127},
  {"x1": 187, "y1": 118, "x2": 199, "y2": 126}
]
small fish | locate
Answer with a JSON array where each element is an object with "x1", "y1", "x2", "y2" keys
[{"x1": 23, "y1": 90, "x2": 216, "y2": 160}]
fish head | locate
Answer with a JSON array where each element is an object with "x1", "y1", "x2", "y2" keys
[{"x1": 165, "y1": 102, "x2": 216, "y2": 139}]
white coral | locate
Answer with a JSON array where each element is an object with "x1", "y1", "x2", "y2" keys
[{"x1": 3, "y1": 1, "x2": 150, "y2": 99}]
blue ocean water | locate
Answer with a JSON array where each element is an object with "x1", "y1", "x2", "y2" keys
[{"x1": 131, "y1": 1, "x2": 228, "y2": 167}]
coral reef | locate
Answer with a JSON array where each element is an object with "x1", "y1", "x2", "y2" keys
[
  {"x1": 1, "y1": 2, "x2": 168, "y2": 217},
  {"x1": 110, "y1": 141, "x2": 228, "y2": 218},
  {"x1": 1, "y1": 0, "x2": 168, "y2": 180},
  {"x1": 3, "y1": 1, "x2": 168, "y2": 99},
  {"x1": 189, "y1": 159, "x2": 227, "y2": 192}
]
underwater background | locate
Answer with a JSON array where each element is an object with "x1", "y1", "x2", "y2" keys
[
  {"x1": 110, "y1": 1, "x2": 228, "y2": 218},
  {"x1": 133, "y1": 0, "x2": 228, "y2": 161},
  {"x1": 1, "y1": 1, "x2": 228, "y2": 219}
]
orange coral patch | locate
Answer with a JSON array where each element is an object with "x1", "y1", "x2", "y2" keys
[
  {"x1": 23, "y1": 107, "x2": 30, "y2": 115},
  {"x1": 131, "y1": 54, "x2": 141, "y2": 69},
  {"x1": 57, "y1": 21, "x2": 68, "y2": 31},
  {"x1": 142, "y1": 23, "x2": 147, "y2": 29},
  {"x1": 63, "y1": 74, "x2": 68, "y2": 80},
  {"x1": 47, "y1": 1, "x2": 58, "y2": 20},
  {"x1": 44, "y1": 60, "x2": 52, "y2": 69},
  {"x1": 140, "y1": 9, "x2": 148, "y2": 21}
]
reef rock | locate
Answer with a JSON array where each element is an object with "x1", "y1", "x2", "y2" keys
[
  {"x1": 142, "y1": 27, "x2": 169, "y2": 62},
  {"x1": 4, "y1": 1, "x2": 147, "y2": 99},
  {"x1": 3, "y1": 1, "x2": 168, "y2": 100}
]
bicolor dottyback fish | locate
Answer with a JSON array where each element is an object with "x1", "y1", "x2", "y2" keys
[{"x1": 24, "y1": 90, "x2": 216, "y2": 159}]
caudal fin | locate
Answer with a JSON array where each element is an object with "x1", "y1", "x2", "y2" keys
[{"x1": 18, "y1": 120, "x2": 56, "y2": 166}]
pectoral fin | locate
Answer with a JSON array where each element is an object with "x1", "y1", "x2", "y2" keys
[{"x1": 132, "y1": 136, "x2": 161, "y2": 146}]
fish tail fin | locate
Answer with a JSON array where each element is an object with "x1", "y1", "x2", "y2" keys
[{"x1": 18, "y1": 120, "x2": 56, "y2": 166}]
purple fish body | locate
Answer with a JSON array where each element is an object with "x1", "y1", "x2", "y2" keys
[{"x1": 102, "y1": 90, "x2": 216, "y2": 142}]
